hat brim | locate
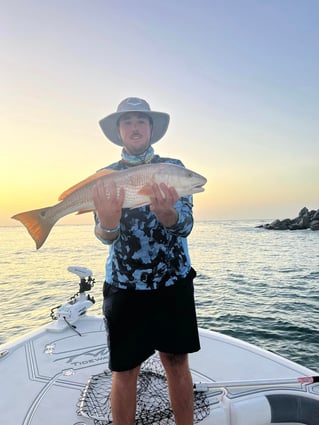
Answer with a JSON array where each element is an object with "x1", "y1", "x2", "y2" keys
[{"x1": 99, "y1": 111, "x2": 170, "y2": 146}]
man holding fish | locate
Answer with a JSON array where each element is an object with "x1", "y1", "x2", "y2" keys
[
  {"x1": 12, "y1": 97, "x2": 206, "y2": 425},
  {"x1": 93, "y1": 97, "x2": 202, "y2": 425}
]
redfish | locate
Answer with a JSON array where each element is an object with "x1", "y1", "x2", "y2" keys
[{"x1": 12, "y1": 163, "x2": 206, "y2": 249}]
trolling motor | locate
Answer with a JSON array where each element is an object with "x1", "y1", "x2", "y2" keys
[
  {"x1": 49, "y1": 266, "x2": 96, "y2": 332},
  {"x1": 67, "y1": 266, "x2": 95, "y2": 293}
]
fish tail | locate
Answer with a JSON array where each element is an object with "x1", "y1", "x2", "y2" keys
[{"x1": 12, "y1": 207, "x2": 58, "y2": 249}]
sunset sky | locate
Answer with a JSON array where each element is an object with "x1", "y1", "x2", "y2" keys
[{"x1": 1, "y1": 0, "x2": 318, "y2": 227}]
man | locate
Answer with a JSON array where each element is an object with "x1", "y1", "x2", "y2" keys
[{"x1": 93, "y1": 97, "x2": 200, "y2": 425}]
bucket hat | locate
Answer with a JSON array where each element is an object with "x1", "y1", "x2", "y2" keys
[{"x1": 99, "y1": 97, "x2": 170, "y2": 146}]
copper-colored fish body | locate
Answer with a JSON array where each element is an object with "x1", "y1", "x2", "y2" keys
[{"x1": 12, "y1": 163, "x2": 207, "y2": 249}]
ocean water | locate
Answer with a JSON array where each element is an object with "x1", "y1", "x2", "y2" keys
[{"x1": 1, "y1": 220, "x2": 318, "y2": 372}]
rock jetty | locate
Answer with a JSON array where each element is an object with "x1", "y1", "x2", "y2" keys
[{"x1": 257, "y1": 207, "x2": 319, "y2": 231}]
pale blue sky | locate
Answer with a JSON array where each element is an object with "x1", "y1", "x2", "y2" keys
[{"x1": 1, "y1": 0, "x2": 318, "y2": 225}]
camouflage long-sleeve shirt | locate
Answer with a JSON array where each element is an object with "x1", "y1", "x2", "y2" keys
[{"x1": 95, "y1": 155, "x2": 194, "y2": 290}]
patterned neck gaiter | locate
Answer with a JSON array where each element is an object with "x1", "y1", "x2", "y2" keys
[{"x1": 121, "y1": 145, "x2": 155, "y2": 165}]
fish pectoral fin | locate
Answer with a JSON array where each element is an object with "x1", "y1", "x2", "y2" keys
[
  {"x1": 58, "y1": 169, "x2": 116, "y2": 201},
  {"x1": 137, "y1": 183, "x2": 154, "y2": 197}
]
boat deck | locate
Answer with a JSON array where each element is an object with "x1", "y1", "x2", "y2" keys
[{"x1": 0, "y1": 315, "x2": 318, "y2": 424}]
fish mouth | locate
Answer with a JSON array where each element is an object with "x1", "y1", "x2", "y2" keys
[
  {"x1": 192, "y1": 182, "x2": 206, "y2": 193},
  {"x1": 193, "y1": 176, "x2": 207, "y2": 193}
]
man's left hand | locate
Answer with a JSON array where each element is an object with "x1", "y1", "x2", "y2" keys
[{"x1": 150, "y1": 183, "x2": 179, "y2": 228}]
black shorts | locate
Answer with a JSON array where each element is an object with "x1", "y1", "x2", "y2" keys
[{"x1": 103, "y1": 268, "x2": 200, "y2": 372}]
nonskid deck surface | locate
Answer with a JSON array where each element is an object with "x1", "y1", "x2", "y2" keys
[{"x1": 1, "y1": 315, "x2": 319, "y2": 425}]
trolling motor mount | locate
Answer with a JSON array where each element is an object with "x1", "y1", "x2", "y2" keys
[{"x1": 49, "y1": 266, "x2": 96, "y2": 330}]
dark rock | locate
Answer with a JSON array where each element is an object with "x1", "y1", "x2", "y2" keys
[
  {"x1": 310, "y1": 220, "x2": 319, "y2": 231},
  {"x1": 257, "y1": 207, "x2": 319, "y2": 231},
  {"x1": 298, "y1": 207, "x2": 309, "y2": 217},
  {"x1": 313, "y1": 210, "x2": 319, "y2": 221}
]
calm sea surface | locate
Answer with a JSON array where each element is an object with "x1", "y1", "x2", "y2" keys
[{"x1": 1, "y1": 220, "x2": 318, "y2": 371}]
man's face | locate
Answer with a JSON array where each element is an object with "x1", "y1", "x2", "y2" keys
[{"x1": 118, "y1": 112, "x2": 152, "y2": 155}]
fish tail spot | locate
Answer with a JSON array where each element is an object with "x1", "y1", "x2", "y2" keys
[{"x1": 12, "y1": 208, "x2": 56, "y2": 249}]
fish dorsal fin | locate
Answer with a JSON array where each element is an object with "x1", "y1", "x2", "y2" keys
[{"x1": 58, "y1": 169, "x2": 116, "y2": 201}]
